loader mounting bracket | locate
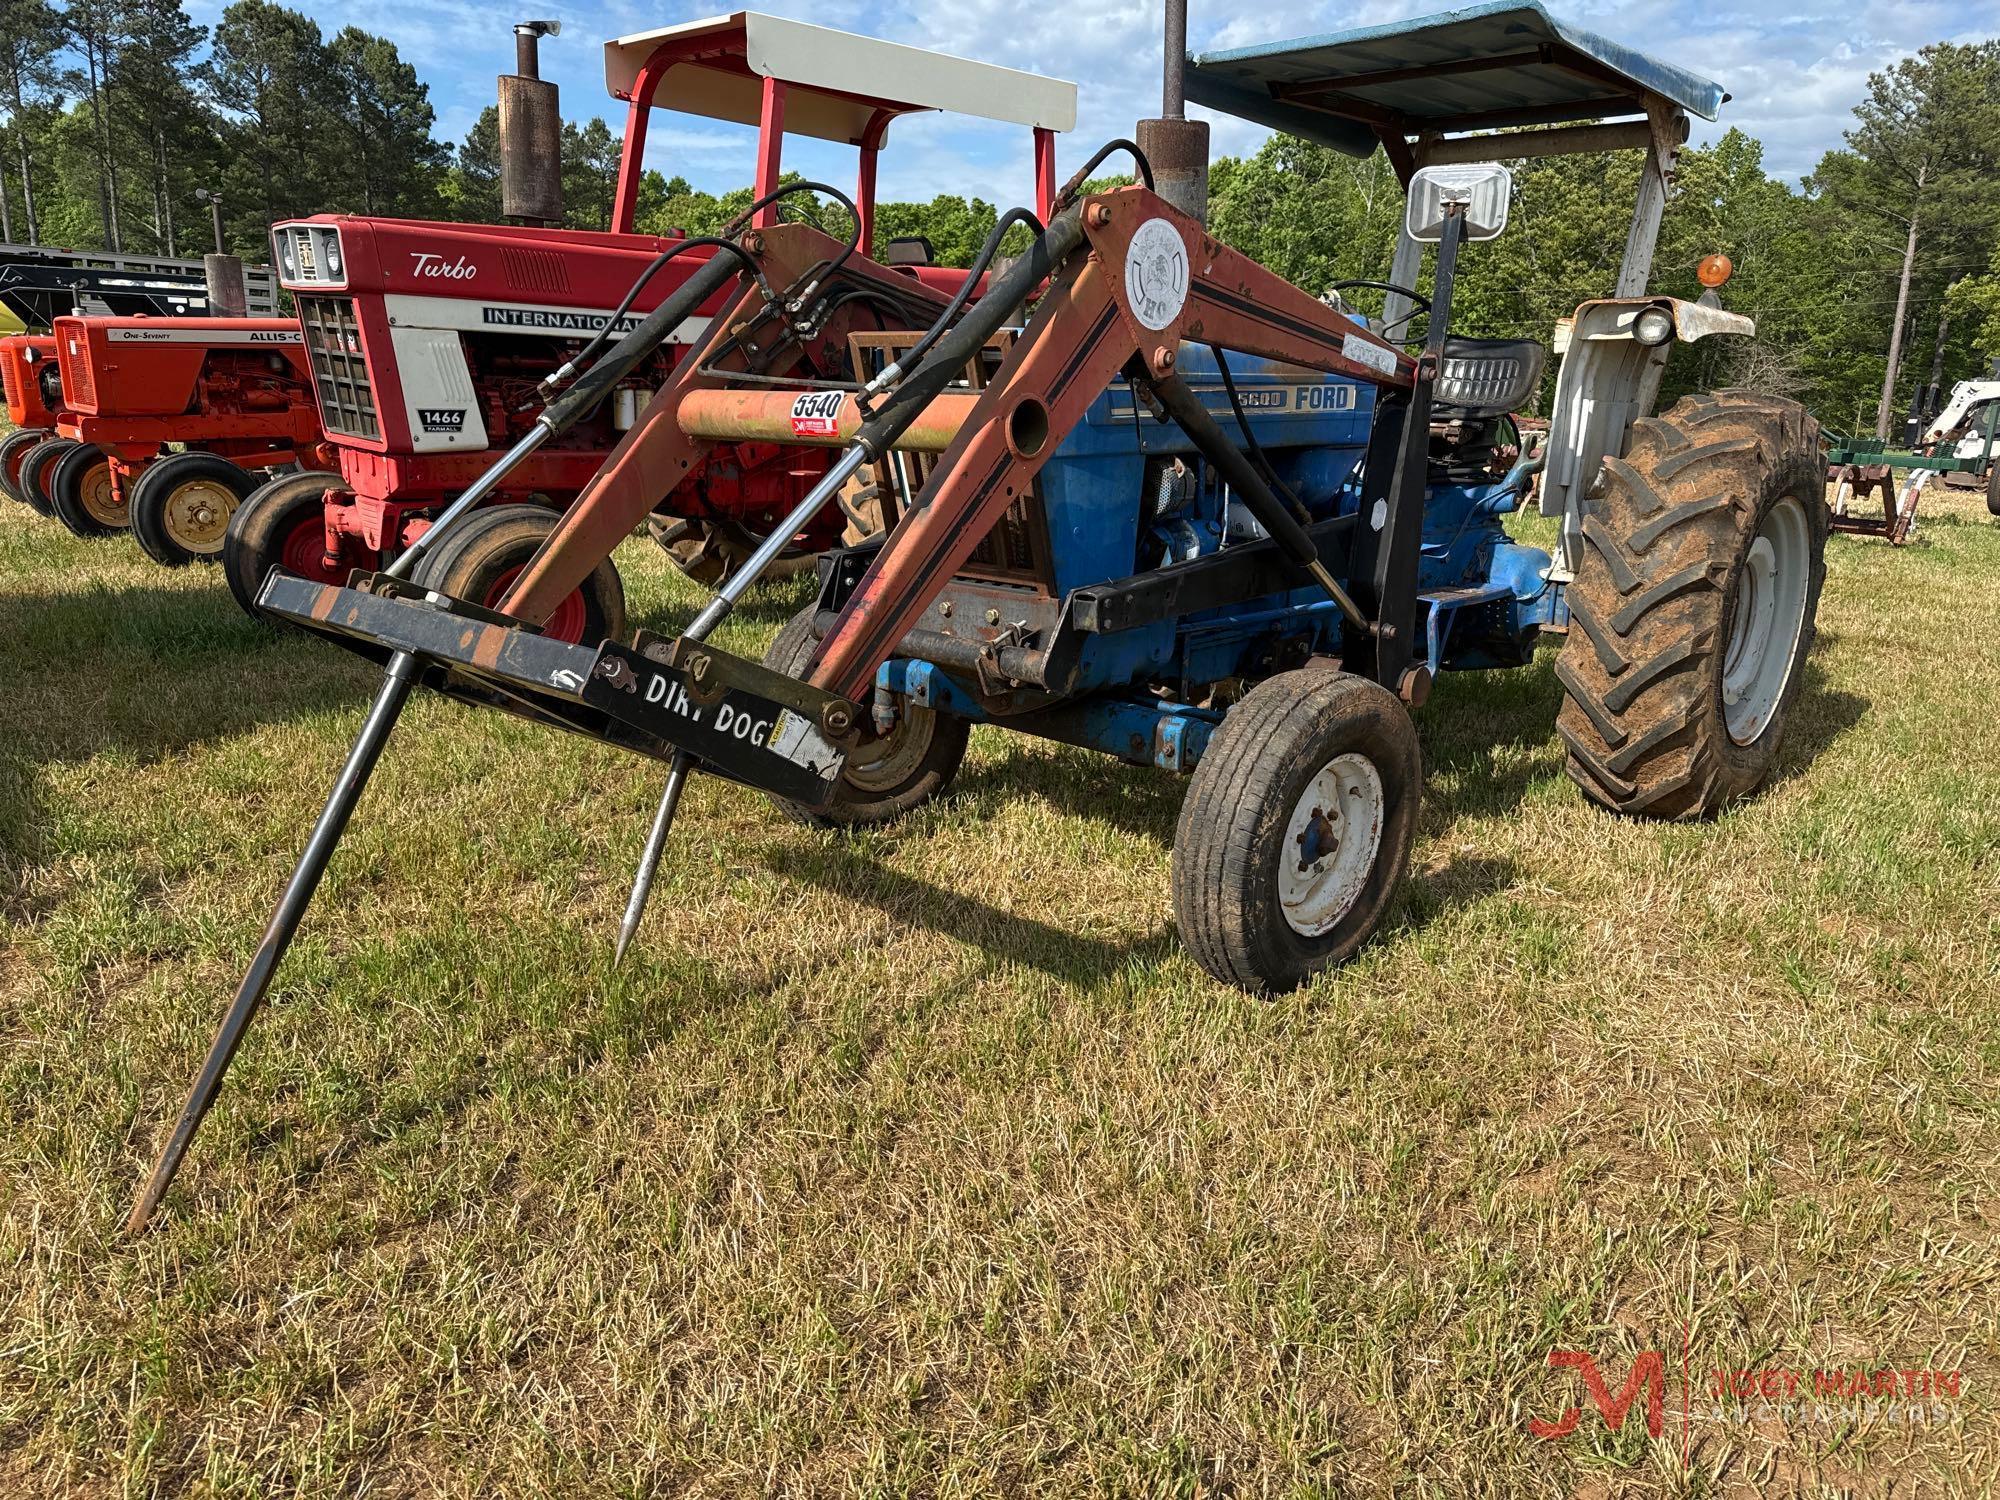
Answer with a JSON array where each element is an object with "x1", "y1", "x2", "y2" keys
[{"x1": 257, "y1": 571, "x2": 856, "y2": 807}]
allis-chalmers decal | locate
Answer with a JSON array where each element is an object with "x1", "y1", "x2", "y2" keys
[
  {"x1": 104, "y1": 328, "x2": 299, "y2": 345},
  {"x1": 789, "y1": 390, "x2": 843, "y2": 437}
]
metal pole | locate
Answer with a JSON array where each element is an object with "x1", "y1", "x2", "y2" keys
[
  {"x1": 210, "y1": 199, "x2": 224, "y2": 255},
  {"x1": 612, "y1": 443, "x2": 872, "y2": 960},
  {"x1": 127, "y1": 653, "x2": 420, "y2": 1233},
  {"x1": 615, "y1": 753, "x2": 688, "y2": 962},
  {"x1": 1162, "y1": 0, "x2": 1188, "y2": 119}
]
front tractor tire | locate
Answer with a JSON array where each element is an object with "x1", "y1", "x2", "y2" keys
[
  {"x1": 760, "y1": 605, "x2": 969, "y2": 829},
  {"x1": 223, "y1": 470, "x2": 349, "y2": 619},
  {"x1": 131, "y1": 452, "x2": 258, "y2": 566},
  {"x1": 414, "y1": 503, "x2": 626, "y2": 647},
  {"x1": 1556, "y1": 390, "x2": 1827, "y2": 820},
  {"x1": 18, "y1": 438, "x2": 81, "y2": 519},
  {"x1": 48, "y1": 442, "x2": 128, "y2": 537},
  {"x1": 1172, "y1": 669, "x2": 1422, "y2": 994}
]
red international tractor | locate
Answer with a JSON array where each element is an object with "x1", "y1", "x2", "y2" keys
[
  {"x1": 230, "y1": 10, "x2": 1074, "y2": 641},
  {"x1": 0, "y1": 333, "x2": 68, "y2": 509},
  {"x1": 26, "y1": 315, "x2": 334, "y2": 564}
]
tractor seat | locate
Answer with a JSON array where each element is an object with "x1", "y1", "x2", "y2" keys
[
  {"x1": 1433, "y1": 336, "x2": 1545, "y2": 419},
  {"x1": 885, "y1": 236, "x2": 937, "y2": 267}
]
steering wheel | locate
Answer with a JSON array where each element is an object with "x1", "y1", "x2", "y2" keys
[{"x1": 1326, "y1": 279, "x2": 1430, "y2": 342}]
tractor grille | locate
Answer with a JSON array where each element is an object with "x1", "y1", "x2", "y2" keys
[
  {"x1": 963, "y1": 495, "x2": 1046, "y2": 580},
  {"x1": 0, "y1": 354, "x2": 18, "y2": 409},
  {"x1": 59, "y1": 340, "x2": 94, "y2": 409},
  {"x1": 298, "y1": 295, "x2": 379, "y2": 439}
]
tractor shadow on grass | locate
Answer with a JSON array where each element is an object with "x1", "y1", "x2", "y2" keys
[
  {"x1": 754, "y1": 838, "x2": 1180, "y2": 985},
  {"x1": 0, "y1": 578, "x2": 372, "y2": 903},
  {"x1": 0, "y1": 579, "x2": 371, "y2": 770},
  {"x1": 914, "y1": 643, "x2": 1865, "y2": 959}
]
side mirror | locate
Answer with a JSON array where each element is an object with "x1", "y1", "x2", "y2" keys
[{"x1": 1406, "y1": 163, "x2": 1513, "y2": 243}]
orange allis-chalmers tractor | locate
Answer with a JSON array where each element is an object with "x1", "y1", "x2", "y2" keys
[
  {"x1": 233, "y1": 12, "x2": 1072, "y2": 642},
  {"x1": 0, "y1": 333, "x2": 68, "y2": 508},
  {"x1": 17, "y1": 315, "x2": 333, "y2": 564}
]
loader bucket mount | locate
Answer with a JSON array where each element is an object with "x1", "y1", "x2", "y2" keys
[{"x1": 259, "y1": 570, "x2": 858, "y2": 807}]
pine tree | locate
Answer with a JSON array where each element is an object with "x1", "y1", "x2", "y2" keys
[{"x1": 0, "y1": 0, "x2": 65, "y2": 242}]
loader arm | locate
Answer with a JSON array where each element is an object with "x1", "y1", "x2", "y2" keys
[
  {"x1": 807, "y1": 185, "x2": 1419, "y2": 703},
  {"x1": 501, "y1": 224, "x2": 969, "y2": 625}
]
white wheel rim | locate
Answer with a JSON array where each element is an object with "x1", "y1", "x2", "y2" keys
[
  {"x1": 1721, "y1": 494, "x2": 1811, "y2": 745},
  {"x1": 1279, "y1": 752, "x2": 1385, "y2": 938}
]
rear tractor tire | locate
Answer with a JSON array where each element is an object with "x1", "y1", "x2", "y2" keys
[
  {"x1": 48, "y1": 442, "x2": 128, "y2": 537},
  {"x1": 759, "y1": 605, "x2": 969, "y2": 829},
  {"x1": 131, "y1": 452, "x2": 258, "y2": 566},
  {"x1": 649, "y1": 515, "x2": 819, "y2": 589},
  {"x1": 1171, "y1": 668, "x2": 1422, "y2": 994},
  {"x1": 1556, "y1": 390, "x2": 1827, "y2": 820},
  {"x1": 1986, "y1": 462, "x2": 2000, "y2": 519},
  {"x1": 223, "y1": 469, "x2": 349, "y2": 620},
  {"x1": 414, "y1": 503, "x2": 626, "y2": 647},
  {"x1": 0, "y1": 427, "x2": 49, "y2": 504}
]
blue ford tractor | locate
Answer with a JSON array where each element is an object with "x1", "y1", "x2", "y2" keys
[{"x1": 128, "y1": 5, "x2": 1830, "y2": 1229}]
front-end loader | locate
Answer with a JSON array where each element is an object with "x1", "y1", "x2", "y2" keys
[{"x1": 127, "y1": 2, "x2": 1829, "y2": 1231}]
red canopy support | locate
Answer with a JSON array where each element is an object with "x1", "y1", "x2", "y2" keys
[
  {"x1": 1033, "y1": 127, "x2": 1057, "y2": 221},
  {"x1": 753, "y1": 76, "x2": 788, "y2": 228},
  {"x1": 610, "y1": 64, "x2": 665, "y2": 234}
]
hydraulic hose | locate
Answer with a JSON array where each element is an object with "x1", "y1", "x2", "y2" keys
[
  {"x1": 539, "y1": 247, "x2": 748, "y2": 434},
  {"x1": 724, "y1": 178, "x2": 863, "y2": 282},
  {"x1": 1211, "y1": 345, "x2": 1313, "y2": 525},
  {"x1": 857, "y1": 207, "x2": 1088, "y2": 456},
  {"x1": 544, "y1": 180, "x2": 861, "y2": 398},
  {"x1": 539, "y1": 237, "x2": 761, "y2": 397},
  {"x1": 861, "y1": 205, "x2": 1044, "y2": 397},
  {"x1": 1054, "y1": 138, "x2": 1155, "y2": 208}
]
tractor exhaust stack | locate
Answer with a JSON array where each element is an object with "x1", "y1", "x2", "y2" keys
[
  {"x1": 1136, "y1": 0, "x2": 1209, "y2": 223},
  {"x1": 500, "y1": 20, "x2": 564, "y2": 226}
]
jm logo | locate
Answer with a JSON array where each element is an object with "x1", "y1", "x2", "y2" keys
[{"x1": 1529, "y1": 1351, "x2": 1666, "y2": 1440}]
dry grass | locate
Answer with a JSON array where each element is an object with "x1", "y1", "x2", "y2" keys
[{"x1": 1, "y1": 485, "x2": 1997, "y2": 1496}]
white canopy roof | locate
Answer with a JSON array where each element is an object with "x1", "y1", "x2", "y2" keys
[{"x1": 604, "y1": 12, "x2": 1078, "y2": 146}]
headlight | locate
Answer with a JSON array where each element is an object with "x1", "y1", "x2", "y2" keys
[
  {"x1": 277, "y1": 233, "x2": 298, "y2": 277},
  {"x1": 323, "y1": 238, "x2": 342, "y2": 277},
  {"x1": 21, "y1": 345, "x2": 37, "y2": 363},
  {"x1": 1634, "y1": 307, "x2": 1675, "y2": 346}
]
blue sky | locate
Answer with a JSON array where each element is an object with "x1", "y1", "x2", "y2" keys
[{"x1": 191, "y1": 1, "x2": 1991, "y2": 207}]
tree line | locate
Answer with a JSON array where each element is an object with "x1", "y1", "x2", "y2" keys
[{"x1": 1, "y1": 0, "x2": 1995, "y2": 439}]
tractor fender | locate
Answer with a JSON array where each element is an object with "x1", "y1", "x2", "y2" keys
[{"x1": 1538, "y1": 296, "x2": 1756, "y2": 581}]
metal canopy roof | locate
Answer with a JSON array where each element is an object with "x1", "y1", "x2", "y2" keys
[
  {"x1": 604, "y1": 12, "x2": 1077, "y2": 147},
  {"x1": 1186, "y1": 2, "x2": 1727, "y2": 159}
]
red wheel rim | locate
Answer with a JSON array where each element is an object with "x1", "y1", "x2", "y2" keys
[
  {"x1": 3, "y1": 439, "x2": 32, "y2": 489},
  {"x1": 484, "y1": 563, "x2": 587, "y2": 644},
  {"x1": 280, "y1": 513, "x2": 347, "y2": 584}
]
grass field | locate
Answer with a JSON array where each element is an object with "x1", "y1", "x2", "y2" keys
[{"x1": 2, "y1": 485, "x2": 1997, "y2": 1496}]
